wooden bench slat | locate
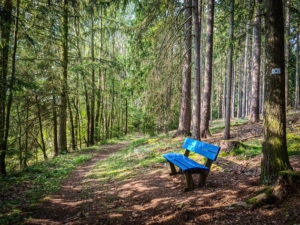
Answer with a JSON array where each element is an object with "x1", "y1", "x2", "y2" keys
[
  {"x1": 163, "y1": 153, "x2": 209, "y2": 172},
  {"x1": 182, "y1": 138, "x2": 220, "y2": 161}
]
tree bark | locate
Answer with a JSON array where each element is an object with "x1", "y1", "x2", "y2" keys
[
  {"x1": 200, "y1": 0, "x2": 214, "y2": 138},
  {"x1": 249, "y1": 0, "x2": 262, "y2": 123},
  {"x1": 58, "y1": 0, "x2": 69, "y2": 153},
  {"x1": 0, "y1": 0, "x2": 13, "y2": 176},
  {"x1": 224, "y1": 0, "x2": 234, "y2": 140},
  {"x1": 174, "y1": 0, "x2": 192, "y2": 137},
  {"x1": 285, "y1": 0, "x2": 290, "y2": 109},
  {"x1": 294, "y1": 31, "x2": 299, "y2": 111},
  {"x1": 192, "y1": 0, "x2": 202, "y2": 140},
  {"x1": 261, "y1": 0, "x2": 292, "y2": 184},
  {"x1": 242, "y1": 0, "x2": 251, "y2": 119}
]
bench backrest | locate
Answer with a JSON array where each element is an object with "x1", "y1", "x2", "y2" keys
[{"x1": 182, "y1": 138, "x2": 220, "y2": 161}]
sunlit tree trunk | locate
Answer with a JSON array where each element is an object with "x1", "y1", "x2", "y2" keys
[
  {"x1": 192, "y1": 0, "x2": 202, "y2": 140},
  {"x1": 249, "y1": 0, "x2": 262, "y2": 123},
  {"x1": 89, "y1": 16, "x2": 95, "y2": 146},
  {"x1": 261, "y1": 0, "x2": 292, "y2": 184},
  {"x1": 200, "y1": 0, "x2": 214, "y2": 138},
  {"x1": 242, "y1": 0, "x2": 251, "y2": 119},
  {"x1": 174, "y1": 0, "x2": 192, "y2": 137},
  {"x1": 224, "y1": 0, "x2": 234, "y2": 140}
]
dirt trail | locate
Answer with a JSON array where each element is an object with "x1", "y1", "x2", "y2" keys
[{"x1": 25, "y1": 142, "x2": 128, "y2": 225}]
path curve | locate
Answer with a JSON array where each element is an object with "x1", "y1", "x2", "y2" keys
[{"x1": 25, "y1": 142, "x2": 128, "y2": 225}]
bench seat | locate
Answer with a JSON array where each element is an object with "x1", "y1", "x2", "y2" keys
[{"x1": 163, "y1": 153, "x2": 209, "y2": 172}]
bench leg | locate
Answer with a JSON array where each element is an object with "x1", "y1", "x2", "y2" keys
[
  {"x1": 184, "y1": 171, "x2": 194, "y2": 192},
  {"x1": 168, "y1": 162, "x2": 178, "y2": 175},
  {"x1": 198, "y1": 170, "x2": 209, "y2": 187}
]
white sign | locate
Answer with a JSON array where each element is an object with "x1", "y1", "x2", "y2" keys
[{"x1": 272, "y1": 68, "x2": 281, "y2": 74}]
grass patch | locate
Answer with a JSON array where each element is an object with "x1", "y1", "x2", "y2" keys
[
  {"x1": 287, "y1": 133, "x2": 300, "y2": 156},
  {"x1": 87, "y1": 137, "x2": 181, "y2": 184}
]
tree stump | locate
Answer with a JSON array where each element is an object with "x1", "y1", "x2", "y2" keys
[{"x1": 219, "y1": 140, "x2": 245, "y2": 153}]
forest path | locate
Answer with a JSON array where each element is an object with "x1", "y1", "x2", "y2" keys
[{"x1": 25, "y1": 141, "x2": 129, "y2": 225}]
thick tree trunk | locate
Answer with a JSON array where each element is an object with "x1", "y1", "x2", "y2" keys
[
  {"x1": 0, "y1": 0, "x2": 13, "y2": 176},
  {"x1": 200, "y1": 0, "x2": 214, "y2": 139},
  {"x1": 261, "y1": 0, "x2": 292, "y2": 184},
  {"x1": 224, "y1": 0, "x2": 234, "y2": 140},
  {"x1": 249, "y1": 0, "x2": 262, "y2": 123},
  {"x1": 174, "y1": 0, "x2": 192, "y2": 137}
]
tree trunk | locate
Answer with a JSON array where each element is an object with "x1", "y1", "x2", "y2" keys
[
  {"x1": 285, "y1": 0, "x2": 290, "y2": 109},
  {"x1": 224, "y1": 0, "x2": 234, "y2": 140},
  {"x1": 0, "y1": 0, "x2": 13, "y2": 176},
  {"x1": 249, "y1": 0, "x2": 262, "y2": 123},
  {"x1": 68, "y1": 97, "x2": 76, "y2": 151},
  {"x1": 89, "y1": 17, "x2": 95, "y2": 146},
  {"x1": 36, "y1": 95, "x2": 48, "y2": 160},
  {"x1": 238, "y1": 57, "x2": 243, "y2": 118},
  {"x1": 295, "y1": 31, "x2": 299, "y2": 111},
  {"x1": 58, "y1": 0, "x2": 69, "y2": 153},
  {"x1": 242, "y1": 0, "x2": 251, "y2": 119},
  {"x1": 174, "y1": 0, "x2": 192, "y2": 137},
  {"x1": 261, "y1": 0, "x2": 292, "y2": 184},
  {"x1": 192, "y1": 0, "x2": 202, "y2": 140},
  {"x1": 200, "y1": 0, "x2": 214, "y2": 138},
  {"x1": 52, "y1": 95, "x2": 58, "y2": 157}
]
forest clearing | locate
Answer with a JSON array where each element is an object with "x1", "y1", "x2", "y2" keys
[
  {"x1": 1, "y1": 115, "x2": 300, "y2": 225},
  {"x1": 1, "y1": 0, "x2": 300, "y2": 224}
]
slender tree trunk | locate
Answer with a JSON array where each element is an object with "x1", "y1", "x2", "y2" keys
[
  {"x1": 89, "y1": 17, "x2": 95, "y2": 146},
  {"x1": 261, "y1": 0, "x2": 292, "y2": 184},
  {"x1": 192, "y1": 0, "x2": 201, "y2": 140},
  {"x1": 174, "y1": 0, "x2": 192, "y2": 137},
  {"x1": 242, "y1": 0, "x2": 251, "y2": 119},
  {"x1": 285, "y1": 0, "x2": 290, "y2": 109},
  {"x1": 224, "y1": 0, "x2": 234, "y2": 140},
  {"x1": 231, "y1": 62, "x2": 236, "y2": 118},
  {"x1": 295, "y1": 31, "x2": 299, "y2": 111},
  {"x1": 68, "y1": 97, "x2": 76, "y2": 151},
  {"x1": 58, "y1": 0, "x2": 69, "y2": 153},
  {"x1": 200, "y1": 0, "x2": 214, "y2": 138},
  {"x1": 238, "y1": 57, "x2": 243, "y2": 118},
  {"x1": 249, "y1": 0, "x2": 262, "y2": 123},
  {"x1": 52, "y1": 95, "x2": 58, "y2": 157},
  {"x1": 17, "y1": 105, "x2": 22, "y2": 168},
  {"x1": 36, "y1": 95, "x2": 48, "y2": 159},
  {"x1": 95, "y1": 8, "x2": 103, "y2": 142}
]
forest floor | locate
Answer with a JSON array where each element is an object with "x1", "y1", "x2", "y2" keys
[{"x1": 20, "y1": 118, "x2": 300, "y2": 224}]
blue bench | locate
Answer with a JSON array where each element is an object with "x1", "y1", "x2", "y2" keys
[{"x1": 163, "y1": 138, "x2": 220, "y2": 191}]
